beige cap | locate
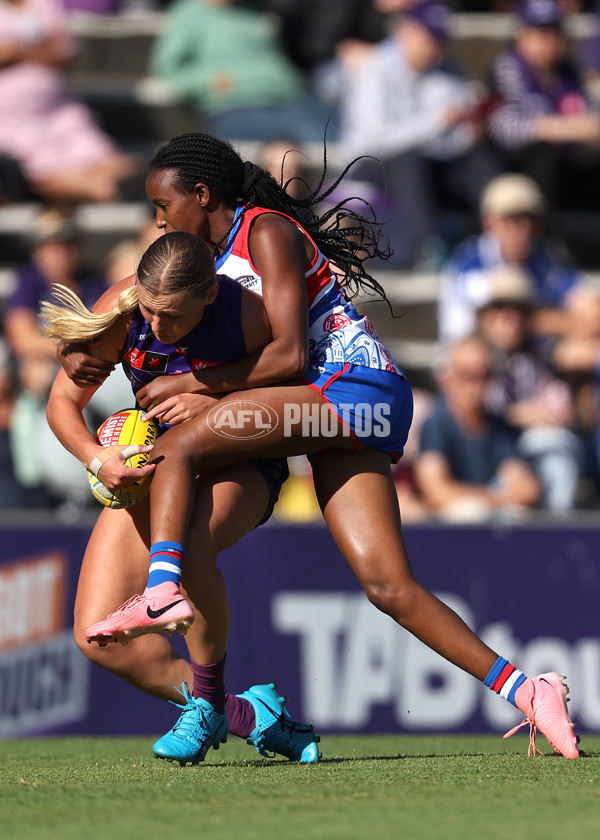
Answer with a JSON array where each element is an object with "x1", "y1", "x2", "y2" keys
[
  {"x1": 480, "y1": 174, "x2": 545, "y2": 217},
  {"x1": 479, "y1": 265, "x2": 535, "y2": 308}
]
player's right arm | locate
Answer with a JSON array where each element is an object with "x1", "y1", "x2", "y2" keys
[{"x1": 47, "y1": 279, "x2": 155, "y2": 490}]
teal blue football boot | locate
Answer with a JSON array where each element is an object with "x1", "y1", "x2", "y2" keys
[
  {"x1": 237, "y1": 683, "x2": 321, "y2": 763},
  {"x1": 153, "y1": 682, "x2": 228, "y2": 766}
]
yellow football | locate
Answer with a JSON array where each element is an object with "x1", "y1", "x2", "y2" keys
[{"x1": 87, "y1": 408, "x2": 159, "y2": 509}]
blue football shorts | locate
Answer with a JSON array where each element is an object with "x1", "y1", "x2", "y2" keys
[{"x1": 304, "y1": 362, "x2": 414, "y2": 462}]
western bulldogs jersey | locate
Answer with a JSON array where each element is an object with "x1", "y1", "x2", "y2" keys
[
  {"x1": 121, "y1": 273, "x2": 246, "y2": 400},
  {"x1": 215, "y1": 204, "x2": 404, "y2": 376}
]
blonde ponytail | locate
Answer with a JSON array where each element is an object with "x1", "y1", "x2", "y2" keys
[{"x1": 40, "y1": 284, "x2": 139, "y2": 342}]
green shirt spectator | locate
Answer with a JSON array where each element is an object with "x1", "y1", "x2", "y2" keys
[{"x1": 150, "y1": 0, "x2": 335, "y2": 141}]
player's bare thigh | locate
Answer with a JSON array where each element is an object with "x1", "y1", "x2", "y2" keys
[
  {"x1": 155, "y1": 382, "x2": 357, "y2": 468},
  {"x1": 312, "y1": 447, "x2": 412, "y2": 587},
  {"x1": 74, "y1": 501, "x2": 151, "y2": 637},
  {"x1": 185, "y1": 463, "x2": 271, "y2": 563}
]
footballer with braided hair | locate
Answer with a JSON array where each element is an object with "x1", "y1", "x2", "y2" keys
[
  {"x1": 59, "y1": 132, "x2": 581, "y2": 766},
  {"x1": 147, "y1": 131, "x2": 390, "y2": 300}
]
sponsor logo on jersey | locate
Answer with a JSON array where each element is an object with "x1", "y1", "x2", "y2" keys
[
  {"x1": 238, "y1": 275, "x2": 258, "y2": 288},
  {"x1": 191, "y1": 359, "x2": 222, "y2": 371}
]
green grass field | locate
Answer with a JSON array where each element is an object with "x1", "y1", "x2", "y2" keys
[{"x1": 2, "y1": 734, "x2": 599, "y2": 840}]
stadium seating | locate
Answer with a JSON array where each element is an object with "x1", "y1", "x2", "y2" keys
[{"x1": 2, "y1": 11, "x2": 599, "y2": 385}]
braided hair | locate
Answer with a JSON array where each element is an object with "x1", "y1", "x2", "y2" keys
[{"x1": 149, "y1": 132, "x2": 391, "y2": 300}]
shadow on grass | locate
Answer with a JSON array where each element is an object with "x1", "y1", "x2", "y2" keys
[
  {"x1": 198, "y1": 749, "x2": 600, "y2": 769},
  {"x1": 197, "y1": 753, "x2": 509, "y2": 769}
]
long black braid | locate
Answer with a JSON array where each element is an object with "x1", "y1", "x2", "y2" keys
[{"x1": 148, "y1": 132, "x2": 391, "y2": 301}]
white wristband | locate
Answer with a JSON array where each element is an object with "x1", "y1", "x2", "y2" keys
[
  {"x1": 88, "y1": 445, "x2": 140, "y2": 477},
  {"x1": 88, "y1": 456, "x2": 104, "y2": 477}
]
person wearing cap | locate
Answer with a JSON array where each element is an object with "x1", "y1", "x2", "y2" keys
[
  {"x1": 337, "y1": 0, "x2": 501, "y2": 267},
  {"x1": 3, "y1": 207, "x2": 108, "y2": 400},
  {"x1": 149, "y1": 0, "x2": 335, "y2": 143},
  {"x1": 438, "y1": 172, "x2": 586, "y2": 346},
  {"x1": 0, "y1": 0, "x2": 144, "y2": 204},
  {"x1": 475, "y1": 265, "x2": 582, "y2": 512},
  {"x1": 487, "y1": 0, "x2": 600, "y2": 211},
  {"x1": 2, "y1": 206, "x2": 131, "y2": 513}
]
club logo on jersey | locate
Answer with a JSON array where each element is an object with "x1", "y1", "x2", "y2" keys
[
  {"x1": 207, "y1": 400, "x2": 279, "y2": 440},
  {"x1": 323, "y1": 313, "x2": 352, "y2": 332},
  {"x1": 142, "y1": 352, "x2": 168, "y2": 372},
  {"x1": 123, "y1": 348, "x2": 144, "y2": 367},
  {"x1": 123, "y1": 348, "x2": 169, "y2": 372}
]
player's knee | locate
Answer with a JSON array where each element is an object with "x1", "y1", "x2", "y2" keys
[
  {"x1": 73, "y1": 623, "x2": 119, "y2": 669},
  {"x1": 362, "y1": 578, "x2": 418, "y2": 622}
]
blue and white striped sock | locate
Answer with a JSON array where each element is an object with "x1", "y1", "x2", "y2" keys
[
  {"x1": 484, "y1": 656, "x2": 527, "y2": 707},
  {"x1": 147, "y1": 541, "x2": 184, "y2": 588}
]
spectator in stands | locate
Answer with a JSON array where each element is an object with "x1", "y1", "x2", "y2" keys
[
  {"x1": 0, "y1": 0, "x2": 143, "y2": 204},
  {"x1": 265, "y1": 0, "x2": 393, "y2": 78},
  {"x1": 391, "y1": 386, "x2": 435, "y2": 522},
  {"x1": 552, "y1": 283, "x2": 600, "y2": 495},
  {"x1": 582, "y1": 0, "x2": 600, "y2": 101},
  {"x1": 266, "y1": 1, "x2": 410, "y2": 108},
  {"x1": 3, "y1": 207, "x2": 108, "y2": 401},
  {"x1": 149, "y1": 0, "x2": 336, "y2": 142},
  {"x1": 3, "y1": 206, "x2": 131, "y2": 513},
  {"x1": 61, "y1": 0, "x2": 119, "y2": 12},
  {"x1": 487, "y1": 0, "x2": 600, "y2": 211},
  {"x1": 414, "y1": 334, "x2": 541, "y2": 521},
  {"x1": 475, "y1": 264, "x2": 582, "y2": 511},
  {"x1": 438, "y1": 173, "x2": 587, "y2": 347},
  {"x1": 0, "y1": 340, "x2": 49, "y2": 509},
  {"x1": 336, "y1": 0, "x2": 501, "y2": 269},
  {"x1": 103, "y1": 214, "x2": 161, "y2": 286},
  {"x1": 258, "y1": 138, "x2": 314, "y2": 202},
  {"x1": 0, "y1": 154, "x2": 32, "y2": 204}
]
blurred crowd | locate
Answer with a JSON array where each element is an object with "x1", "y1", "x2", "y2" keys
[{"x1": 3, "y1": 0, "x2": 600, "y2": 523}]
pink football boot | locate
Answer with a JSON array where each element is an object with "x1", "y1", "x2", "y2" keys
[
  {"x1": 504, "y1": 672, "x2": 580, "y2": 758},
  {"x1": 85, "y1": 582, "x2": 194, "y2": 646}
]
